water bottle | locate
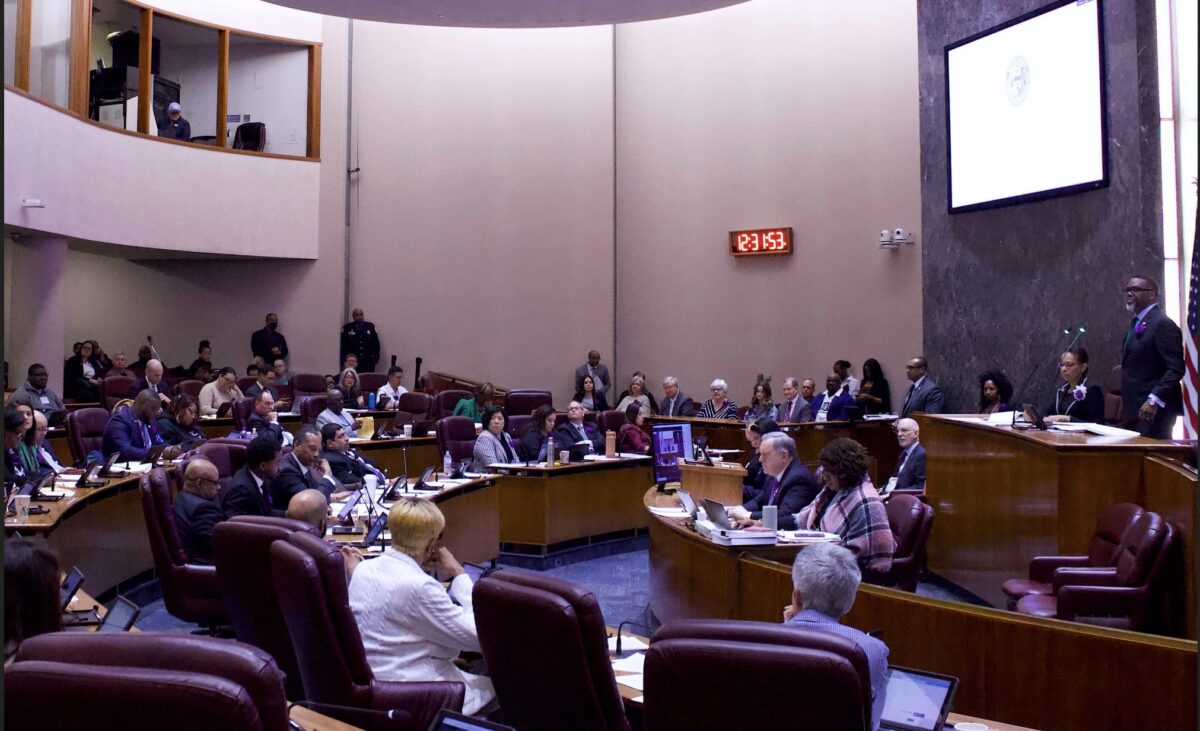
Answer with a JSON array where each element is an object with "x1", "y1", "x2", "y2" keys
[
  {"x1": 546, "y1": 436, "x2": 554, "y2": 465},
  {"x1": 443, "y1": 450, "x2": 452, "y2": 478},
  {"x1": 368, "y1": 391, "x2": 377, "y2": 410}
]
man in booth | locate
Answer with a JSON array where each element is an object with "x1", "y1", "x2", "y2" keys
[{"x1": 158, "y1": 101, "x2": 191, "y2": 141}]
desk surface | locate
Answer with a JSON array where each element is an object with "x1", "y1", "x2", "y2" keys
[{"x1": 923, "y1": 414, "x2": 1195, "y2": 453}]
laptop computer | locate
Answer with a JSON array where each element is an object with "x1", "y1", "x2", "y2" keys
[
  {"x1": 96, "y1": 595, "x2": 140, "y2": 632},
  {"x1": 879, "y1": 665, "x2": 959, "y2": 731},
  {"x1": 701, "y1": 498, "x2": 732, "y2": 529},
  {"x1": 426, "y1": 709, "x2": 514, "y2": 731}
]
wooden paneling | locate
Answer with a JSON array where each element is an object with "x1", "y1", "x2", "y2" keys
[
  {"x1": 646, "y1": 502, "x2": 1198, "y2": 731},
  {"x1": 1141, "y1": 455, "x2": 1197, "y2": 638},
  {"x1": 433, "y1": 480, "x2": 499, "y2": 566},
  {"x1": 216, "y1": 29, "x2": 229, "y2": 147},
  {"x1": 14, "y1": 0, "x2": 31, "y2": 90},
  {"x1": 920, "y1": 416, "x2": 1190, "y2": 607},
  {"x1": 678, "y1": 462, "x2": 744, "y2": 506},
  {"x1": 497, "y1": 462, "x2": 652, "y2": 547},
  {"x1": 67, "y1": 0, "x2": 91, "y2": 115},
  {"x1": 352, "y1": 438, "x2": 440, "y2": 477},
  {"x1": 137, "y1": 8, "x2": 151, "y2": 133},
  {"x1": 306, "y1": 44, "x2": 320, "y2": 158}
]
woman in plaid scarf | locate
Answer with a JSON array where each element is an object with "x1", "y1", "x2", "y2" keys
[{"x1": 797, "y1": 438, "x2": 894, "y2": 572}]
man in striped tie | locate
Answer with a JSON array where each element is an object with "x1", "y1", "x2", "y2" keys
[{"x1": 1120, "y1": 275, "x2": 1185, "y2": 438}]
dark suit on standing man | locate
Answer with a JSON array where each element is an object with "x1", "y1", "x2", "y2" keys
[
  {"x1": 221, "y1": 464, "x2": 280, "y2": 518},
  {"x1": 899, "y1": 377, "x2": 945, "y2": 417},
  {"x1": 1120, "y1": 304, "x2": 1185, "y2": 438},
  {"x1": 741, "y1": 459, "x2": 820, "y2": 531},
  {"x1": 659, "y1": 391, "x2": 696, "y2": 418}
]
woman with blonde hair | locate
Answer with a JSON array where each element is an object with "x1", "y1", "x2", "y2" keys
[{"x1": 348, "y1": 498, "x2": 496, "y2": 715}]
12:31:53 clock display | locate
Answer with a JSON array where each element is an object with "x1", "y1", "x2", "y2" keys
[{"x1": 728, "y1": 227, "x2": 793, "y2": 257}]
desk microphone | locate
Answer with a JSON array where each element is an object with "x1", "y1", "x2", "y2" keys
[
  {"x1": 288, "y1": 700, "x2": 412, "y2": 724},
  {"x1": 1012, "y1": 327, "x2": 1083, "y2": 407},
  {"x1": 612, "y1": 619, "x2": 656, "y2": 658}
]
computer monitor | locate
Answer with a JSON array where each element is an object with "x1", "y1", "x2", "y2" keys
[{"x1": 650, "y1": 422, "x2": 693, "y2": 487}]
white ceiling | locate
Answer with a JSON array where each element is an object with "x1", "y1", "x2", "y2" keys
[{"x1": 262, "y1": 0, "x2": 751, "y2": 27}]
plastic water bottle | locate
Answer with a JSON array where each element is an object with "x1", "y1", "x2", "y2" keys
[
  {"x1": 368, "y1": 391, "x2": 377, "y2": 410},
  {"x1": 443, "y1": 450, "x2": 452, "y2": 478},
  {"x1": 546, "y1": 436, "x2": 554, "y2": 465}
]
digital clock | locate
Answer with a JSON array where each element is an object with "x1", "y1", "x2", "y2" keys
[{"x1": 729, "y1": 227, "x2": 793, "y2": 257}]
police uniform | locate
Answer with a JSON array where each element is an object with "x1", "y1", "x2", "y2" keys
[{"x1": 340, "y1": 320, "x2": 381, "y2": 373}]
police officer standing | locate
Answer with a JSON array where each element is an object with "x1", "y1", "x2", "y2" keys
[{"x1": 340, "y1": 307, "x2": 381, "y2": 373}]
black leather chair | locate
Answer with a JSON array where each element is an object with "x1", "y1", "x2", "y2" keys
[{"x1": 233, "y1": 122, "x2": 266, "y2": 151}]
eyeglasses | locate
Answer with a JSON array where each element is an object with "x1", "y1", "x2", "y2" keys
[
  {"x1": 1124, "y1": 287, "x2": 1155, "y2": 294},
  {"x1": 711, "y1": 387, "x2": 724, "y2": 392},
  {"x1": 192, "y1": 476, "x2": 221, "y2": 488},
  {"x1": 905, "y1": 365, "x2": 926, "y2": 371}
]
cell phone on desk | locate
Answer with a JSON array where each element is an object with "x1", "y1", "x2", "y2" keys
[{"x1": 330, "y1": 525, "x2": 361, "y2": 535}]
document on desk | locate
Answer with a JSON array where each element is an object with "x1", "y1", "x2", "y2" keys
[
  {"x1": 648, "y1": 506, "x2": 689, "y2": 518},
  {"x1": 611, "y1": 653, "x2": 646, "y2": 673},
  {"x1": 615, "y1": 674, "x2": 645, "y2": 691}
]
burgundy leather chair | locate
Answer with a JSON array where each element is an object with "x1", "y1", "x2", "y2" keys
[
  {"x1": 598, "y1": 409, "x2": 625, "y2": 435},
  {"x1": 433, "y1": 389, "x2": 472, "y2": 419},
  {"x1": 473, "y1": 568, "x2": 631, "y2": 731},
  {"x1": 193, "y1": 441, "x2": 249, "y2": 492},
  {"x1": 298, "y1": 395, "x2": 328, "y2": 426},
  {"x1": 269, "y1": 532, "x2": 465, "y2": 730},
  {"x1": 358, "y1": 372, "x2": 388, "y2": 396},
  {"x1": 435, "y1": 417, "x2": 477, "y2": 465},
  {"x1": 214, "y1": 516, "x2": 320, "y2": 701},
  {"x1": 291, "y1": 373, "x2": 328, "y2": 401},
  {"x1": 1002, "y1": 502, "x2": 1144, "y2": 607},
  {"x1": 391, "y1": 392, "x2": 434, "y2": 428},
  {"x1": 1016, "y1": 512, "x2": 1177, "y2": 633},
  {"x1": 503, "y1": 390, "x2": 553, "y2": 418},
  {"x1": 177, "y1": 379, "x2": 205, "y2": 399},
  {"x1": 863, "y1": 494, "x2": 933, "y2": 592},
  {"x1": 647, "y1": 620, "x2": 871, "y2": 731},
  {"x1": 1103, "y1": 365, "x2": 1123, "y2": 425},
  {"x1": 101, "y1": 375, "x2": 139, "y2": 410},
  {"x1": 237, "y1": 377, "x2": 259, "y2": 394},
  {"x1": 7, "y1": 632, "x2": 289, "y2": 731},
  {"x1": 232, "y1": 397, "x2": 256, "y2": 432},
  {"x1": 138, "y1": 468, "x2": 230, "y2": 627},
  {"x1": 553, "y1": 412, "x2": 570, "y2": 430},
  {"x1": 65, "y1": 406, "x2": 110, "y2": 466},
  {"x1": 506, "y1": 414, "x2": 532, "y2": 441}
]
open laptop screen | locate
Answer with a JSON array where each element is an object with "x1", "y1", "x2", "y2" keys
[{"x1": 880, "y1": 666, "x2": 959, "y2": 731}]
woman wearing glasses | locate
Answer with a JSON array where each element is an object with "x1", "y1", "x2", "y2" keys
[{"x1": 696, "y1": 379, "x2": 739, "y2": 420}]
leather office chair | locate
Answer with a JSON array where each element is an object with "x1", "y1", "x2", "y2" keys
[
  {"x1": 233, "y1": 122, "x2": 266, "y2": 151},
  {"x1": 138, "y1": 468, "x2": 231, "y2": 627},
  {"x1": 863, "y1": 494, "x2": 933, "y2": 592},
  {"x1": 433, "y1": 389, "x2": 471, "y2": 419},
  {"x1": 598, "y1": 409, "x2": 625, "y2": 435},
  {"x1": 1016, "y1": 512, "x2": 1177, "y2": 633},
  {"x1": 392, "y1": 392, "x2": 434, "y2": 428},
  {"x1": 1002, "y1": 502, "x2": 1144, "y2": 607},
  {"x1": 299, "y1": 395, "x2": 328, "y2": 427},
  {"x1": 177, "y1": 379, "x2": 205, "y2": 399},
  {"x1": 506, "y1": 414, "x2": 532, "y2": 442},
  {"x1": 269, "y1": 532, "x2": 465, "y2": 730},
  {"x1": 358, "y1": 372, "x2": 388, "y2": 396},
  {"x1": 290, "y1": 373, "x2": 328, "y2": 401},
  {"x1": 553, "y1": 412, "x2": 570, "y2": 430},
  {"x1": 436, "y1": 417, "x2": 477, "y2": 464},
  {"x1": 503, "y1": 390, "x2": 553, "y2": 418},
  {"x1": 232, "y1": 397, "x2": 256, "y2": 432},
  {"x1": 214, "y1": 516, "x2": 320, "y2": 700},
  {"x1": 474, "y1": 569, "x2": 631, "y2": 731},
  {"x1": 193, "y1": 441, "x2": 249, "y2": 493},
  {"x1": 237, "y1": 377, "x2": 259, "y2": 394},
  {"x1": 1103, "y1": 365, "x2": 1123, "y2": 425},
  {"x1": 645, "y1": 619, "x2": 871, "y2": 731},
  {"x1": 65, "y1": 406, "x2": 110, "y2": 466},
  {"x1": 583, "y1": 411, "x2": 599, "y2": 427},
  {"x1": 101, "y1": 375, "x2": 138, "y2": 410},
  {"x1": 7, "y1": 632, "x2": 289, "y2": 731}
]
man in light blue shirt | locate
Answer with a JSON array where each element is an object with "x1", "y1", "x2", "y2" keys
[
  {"x1": 316, "y1": 388, "x2": 359, "y2": 438},
  {"x1": 784, "y1": 542, "x2": 889, "y2": 731}
]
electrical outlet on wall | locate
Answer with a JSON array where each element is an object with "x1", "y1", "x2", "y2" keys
[{"x1": 286, "y1": 127, "x2": 298, "y2": 144}]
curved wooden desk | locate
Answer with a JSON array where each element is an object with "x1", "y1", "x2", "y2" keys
[{"x1": 643, "y1": 489, "x2": 1197, "y2": 731}]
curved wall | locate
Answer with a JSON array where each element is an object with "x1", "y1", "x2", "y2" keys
[
  {"x1": 4, "y1": 90, "x2": 319, "y2": 258},
  {"x1": 133, "y1": 0, "x2": 322, "y2": 42}
]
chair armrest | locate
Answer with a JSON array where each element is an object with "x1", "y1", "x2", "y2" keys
[
  {"x1": 1029, "y1": 555, "x2": 1090, "y2": 583},
  {"x1": 1052, "y1": 567, "x2": 1118, "y2": 592},
  {"x1": 178, "y1": 563, "x2": 220, "y2": 591},
  {"x1": 372, "y1": 680, "x2": 466, "y2": 731},
  {"x1": 1057, "y1": 585, "x2": 1146, "y2": 621}
]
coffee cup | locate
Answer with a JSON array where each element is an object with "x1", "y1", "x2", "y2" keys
[
  {"x1": 559, "y1": 450, "x2": 570, "y2": 465},
  {"x1": 13, "y1": 495, "x2": 30, "y2": 520},
  {"x1": 403, "y1": 424, "x2": 413, "y2": 437}
]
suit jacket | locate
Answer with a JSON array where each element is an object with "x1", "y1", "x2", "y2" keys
[
  {"x1": 136, "y1": 377, "x2": 170, "y2": 400},
  {"x1": 742, "y1": 454, "x2": 766, "y2": 502},
  {"x1": 101, "y1": 407, "x2": 165, "y2": 461},
  {"x1": 553, "y1": 421, "x2": 604, "y2": 455},
  {"x1": 810, "y1": 391, "x2": 855, "y2": 421},
  {"x1": 473, "y1": 430, "x2": 519, "y2": 471},
  {"x1": 658, "y1": 392, "x2": 696, "y2": 418},
  {"x1": 324, "y1": 448, "x2": 379, "y2": 486},
  {"x1": 1046, "y1": 382, "x2": 1105, "y2": 423},
  {"x1": 519, "y1": 430, "x2": 549, "y2": 462},
  {"x1": 250, "y1": 326, "x2": 289, "y2": 363},
  {"x1": 154, "y1": 415, "x2": 203, "y2": 446},
  {"x1": 574, "y1": 363, "x2": 611, "y2": 396},
  {"x1": 220, "y1": 465, "x2": 279, "y2": 518},
  {"x1": 1121, "y1": 304, "x2": 1185, "y2": 423},
  {"x1": 272, "y1": 453, "x2": 335, "y2": 507},
  {"x1": 742, "y1": 459, "x2": 820, "y2": 530},
  {"x1": 890, "y1": 442, "x2": 927, "y2": 492},
  {"x1": 173, "y1": 490, "x2": 226, "y2": 565},
  {"x1": 776, "y1": 397, "x2": 812, "y2": 423},
  {"x1": 899, "y1": 377, "x2": 945, "y2": 417},
  {"x1": 247, "y1": 413, "x2": 287, "y2": 444}
]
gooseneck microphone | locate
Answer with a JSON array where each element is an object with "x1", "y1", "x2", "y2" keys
[
  {"x1": 612, "y1": 619, "x2": 656, "y2": 658},
  {"x1": 1012, "y1": 326, "x2": 1085, "y2": 407},
  {"x1": 288, "y1": 700, "x2": 413, "y2": 724}
]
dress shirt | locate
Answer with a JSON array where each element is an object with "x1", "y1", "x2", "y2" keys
[
  {"x1": 785, "y1": 609, "x2": 889, "y2": 731},
  {"x1": 816, "y1": 393, "x2": 834, "y2": 422},
  {"x1": 349, "y1": 550, "x2": 496, "y2": 715},
  {"x1": 376, "y1": 382, "x2": 409, "y2": 407},
  {"x1": 316, "y1": 408, "x2": 358, "y2": 438},
  {"x1": 841, "y1": 375, "x2": 860, "y2": 396}
]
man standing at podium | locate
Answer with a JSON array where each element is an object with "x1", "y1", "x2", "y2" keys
[{"x1": 1121, "y1": 275, "x2": 1184, "y2": 438}]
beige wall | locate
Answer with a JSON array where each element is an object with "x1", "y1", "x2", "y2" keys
[
  {"x1": 613, "y1": 0, "x2": 922, "y2": 404},
  {"x1": 345, "y1": 21, "x2": 616, "y2": 403}
]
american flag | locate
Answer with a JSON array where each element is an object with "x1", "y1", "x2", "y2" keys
[{"x1": 1184, "y1": 209, "x2": 1199, "y2": 439}]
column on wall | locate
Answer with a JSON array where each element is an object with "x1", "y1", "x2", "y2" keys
[{"x1": 7, "y1": 236, "x2": 68, "y2": 391}]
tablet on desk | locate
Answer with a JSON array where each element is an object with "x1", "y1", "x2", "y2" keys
[
  {"x1": 60, "y1": 566, "x2": 85, "y2": 610},
  {"x1": 96, "y1": 595, "x2": 140, "y2": 633},
  {"x1": 880, "y1": 666, "x2": 959, "y2": 731},
  {"x1": 426, "y1": 709, "x2": 514, "y2": 731}
]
